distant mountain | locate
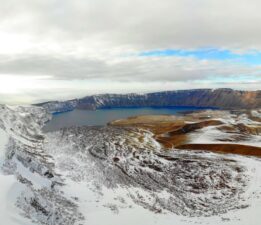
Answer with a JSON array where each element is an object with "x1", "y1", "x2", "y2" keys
[{"x1": 36, "y1": 88, "x2": 261, "y2": 113}]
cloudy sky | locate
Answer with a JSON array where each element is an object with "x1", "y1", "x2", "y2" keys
[{"x1": 0, "y1": 0, "x2": 260, "y2": 104}]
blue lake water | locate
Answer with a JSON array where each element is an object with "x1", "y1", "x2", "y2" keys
[{"x1": 43, "y1": 106, "x2": 216, "y2": 132}]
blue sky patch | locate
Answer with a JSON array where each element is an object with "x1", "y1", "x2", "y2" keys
[{"x1": 139, "y1": 48, "x2": 261, "y2": 65}]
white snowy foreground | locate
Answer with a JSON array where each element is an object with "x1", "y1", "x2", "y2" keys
[{"x1": 0, "y1": 105, "x2": 261, "y2": 225}]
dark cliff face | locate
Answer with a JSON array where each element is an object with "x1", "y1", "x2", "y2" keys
[
  {"x1": 78, "y1": 93, "x2": 148, "y2": 110},
  {"x1": 39, "y1": 89, "x2": 261, "y2": 113},
  {"x1": 150, "y1": 89, "x2": 261, "y2": 109},
  {"x1": 78, "y1": 89, "x2": 261, "y2": 109}
]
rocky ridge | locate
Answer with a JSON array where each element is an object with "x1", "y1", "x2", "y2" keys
[
  {"x1": 37, "y1": 89, "x2": 261, "y2": 113},
  {"x1": 0, "y1": 105, "x2": 83, "y2": 225}
]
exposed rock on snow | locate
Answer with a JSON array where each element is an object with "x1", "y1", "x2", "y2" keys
[
  {"x1": 45, "y1": 126, "x2": 255, "y2": 217},
  {"x1": 0, "y1": 104, "x2": 261, "y2": 225},
  {"x1": 0, "y1": 105, "x2": 83, "y2": 225}
]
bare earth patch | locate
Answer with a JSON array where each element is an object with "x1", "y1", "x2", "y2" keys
[
  {"x1": 110, "y1": 110, "x2": 261, "y2": 157},
  {"x1": 176, "y1": 144, "x2": 261, "y2": 157}
]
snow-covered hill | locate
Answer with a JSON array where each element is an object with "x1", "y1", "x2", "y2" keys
[
  {"x1": 0, "y1": 105, "x2": 82, "y2": 225},
  {"x1": 0, "y1": 105, "x2": 261, "y2": 225}
]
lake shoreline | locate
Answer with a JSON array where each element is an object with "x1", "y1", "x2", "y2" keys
[{"x1": 44, "y1": 106, "x2": 218, "y2": 132}]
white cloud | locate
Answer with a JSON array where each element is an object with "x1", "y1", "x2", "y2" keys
[
  {"x1": 0, "y1": 0, "x2": 260, "y2": 103},
  {"x1": 1, "y1": 0, "x2": 260, "y2": 51}
]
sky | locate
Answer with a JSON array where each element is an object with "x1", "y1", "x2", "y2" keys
[{"x1": 0, "y1": 0, "x2": 260, "y2": 104}]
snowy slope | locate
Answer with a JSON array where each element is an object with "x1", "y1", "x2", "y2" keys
[
  {"x1": 0, "y1": 104, "x2": 261, "y2": 225},
  {"x1": 0, "y1": 105, "x2": 82, "y2": 225},
  {"x1": 45, "y1": 126, "x2": 261, "y2": 225},
  {"x1": 187, "y1": 110, "x2": 261, "y2": 147},
  {"x1": 0, "y1": 126, "x2": 36, "y2": 225}
]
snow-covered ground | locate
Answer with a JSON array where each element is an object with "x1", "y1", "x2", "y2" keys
[
  {"x1": 187, "y1": 112, "x2": 261, "y2": 147},
  {"x1": 60, "y1": 155, "x2": 261, "y2": 225},
  {"x1": 0, "y1": 105, "x2": 81, "y2": 225},
  {"x1": 0, "y1": 128, "x2": 36, "y2": 225},
  {"x1": 0, "y1": 105, "x2": 261, "y2": 225},
  {"x1": 45, "y1": 125, "x2": 261, "y2": 225}
]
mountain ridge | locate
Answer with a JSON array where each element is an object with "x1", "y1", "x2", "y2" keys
[{"x1": 36, "y1": 88, "x2": 261, "y2": 113}]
